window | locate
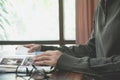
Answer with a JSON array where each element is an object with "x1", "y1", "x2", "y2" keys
[
  {"x1": 0, "y1": 0, "x2": 59, "y2": 41},
  {"x1": 0, "y1": 0, "x2": 76, "y2": 55},
  {"x1": 63, "y1": 0, "x2": 76, "y2": 40}
]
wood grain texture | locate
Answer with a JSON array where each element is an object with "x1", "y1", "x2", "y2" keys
[{"x1": 49, "y1": 71, "x2": 83, "y2": 80}]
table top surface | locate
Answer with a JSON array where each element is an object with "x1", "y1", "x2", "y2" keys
[{"x1": 0, "y1": 71, "x2": 83, "y2": 80}]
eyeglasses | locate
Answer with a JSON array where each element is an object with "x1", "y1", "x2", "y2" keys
[{"x1": 15, "y1": 65, "x2": 52, "y2": 80}]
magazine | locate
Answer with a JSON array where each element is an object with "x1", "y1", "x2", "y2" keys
[
  {"x1": 0, "y1": 55, "x2": 34, "y2": 68},
  {"x1": 0, "y1": 46, "x2": 52, "y2": 72},
  {"x1": 0, "y1": 55, "x2": 52, "y2": 72}
]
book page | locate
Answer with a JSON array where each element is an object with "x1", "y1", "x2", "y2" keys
[{"x1": 16, "y1": 45, "x2": 29, "y2": 55}]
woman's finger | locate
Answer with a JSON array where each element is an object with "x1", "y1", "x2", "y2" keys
[
  {"x1": 34, "y1": 51, "x2": 52, "y2": 58},
  {"x1": 34, "y1": 60, "x2": 53, "y2": 66},
  {"x1": 33, "y1": 56, "x2": 51, "y2": 61}
]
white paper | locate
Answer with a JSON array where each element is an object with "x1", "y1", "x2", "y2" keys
[{"x1": 16, "y1": 45, "x2": 29, "y2": 55}]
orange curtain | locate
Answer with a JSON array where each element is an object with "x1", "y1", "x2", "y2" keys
[{"x1": 76, "y1": 0, "x2": 98, "y2": 44}]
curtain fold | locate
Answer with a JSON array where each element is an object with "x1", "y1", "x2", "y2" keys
[{"x1": 76, "y1": 0, "x2": 98, "y2": 44}]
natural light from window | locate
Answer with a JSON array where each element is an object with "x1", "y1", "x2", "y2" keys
[
  {"x1": 0, "y1": 0, "x2": 76, "y2": 55},
  {"x1": 64, "y1": 0, "x2": 76, "y2": 40},
  {"x1": 3, "y1": 0, "x2": 59, "y2": 41}
]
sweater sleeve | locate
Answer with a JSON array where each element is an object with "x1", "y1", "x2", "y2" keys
[
  {"x1": 53, "y1": 31, "x2": 120, "y2": 75},
  {"x1": 40, "y1": 31, "x2": 96, "y2": 58},
  {"x1": 56, "y1": 53, "x2": 120, "y2": 76}
]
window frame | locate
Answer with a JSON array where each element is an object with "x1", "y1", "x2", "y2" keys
[{"x1": 0, "y1": 0, "x2": 75, "y2": 46}]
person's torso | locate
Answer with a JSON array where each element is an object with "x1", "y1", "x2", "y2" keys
[{"x1": 94, "y1": 0, "x2": 120, "y2": 57}]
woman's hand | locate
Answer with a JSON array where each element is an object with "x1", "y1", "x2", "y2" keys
[
  {"x1": 33, "y1": 50, "x2": 63, "y2": 67},
  {"x1": 24, "y1": 44, "x2": 41, "y2": 53}
]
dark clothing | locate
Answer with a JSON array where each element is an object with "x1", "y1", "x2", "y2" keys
[{"x1": 41, "y1": 0, "x2": 120, "y2": 80}]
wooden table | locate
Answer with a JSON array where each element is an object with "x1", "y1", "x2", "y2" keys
[
  {"x1": 0, "y1": 71, "x2": 83, "y2": 80},
  {"x1": 49, "y1": 71, "x2": 83, "y2": 80}
]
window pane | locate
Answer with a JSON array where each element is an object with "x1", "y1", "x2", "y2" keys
[
  {"x1": 63, "y1": 0, "x2": 76, "y2": 40},
  {"x1": 0, "y1": 0, "x2": 59, "y2": 41}
]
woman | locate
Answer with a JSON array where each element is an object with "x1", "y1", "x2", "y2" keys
[{"x1": 23, "y1": 0, "x2": 120, "y2": 80}]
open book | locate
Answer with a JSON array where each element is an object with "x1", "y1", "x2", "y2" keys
[
  {"x1": 0, "y1": 46, "x2": 53, "y2": 73},
  {"x1": 0, "y1": 55, "x2": 52, "y2": 73},
  {"x1": 0, "y1": 55, "x2": 34, "y2": 67}
]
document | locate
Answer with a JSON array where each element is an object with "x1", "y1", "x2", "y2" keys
[
  {"x1": 16, "y1": 45, "x2": 30, "y2": 55},
  {"x1": 16, "y1": 45, "x2": 41, "y2": 55}
]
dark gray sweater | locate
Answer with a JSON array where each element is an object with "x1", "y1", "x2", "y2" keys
[{"x1": 41, "y1": 0, "x2": 120, "y2": 79}]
